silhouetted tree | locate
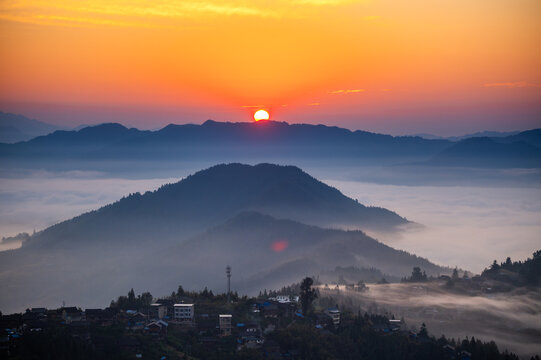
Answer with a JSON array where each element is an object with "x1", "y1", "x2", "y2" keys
[
  {"x1": 300, "y1": 277, "x2": 318, "y2": 316},
  {"x1": 128, "y1": 288, "x2": 135, "y2": 304},
  {"x1": 404, "y1": 267, "x2": 428, "y2": 282},
  {"x1": 418, "y1": 322, "x2": 428, "y2": 337},
  {"x1": 357, "y1": 280, "x2": 367, "y2": 292},
  {"x1": 452, "y1": 267, "x2": 459, "y2": 280},
  {"x1": 140, "y1": 292, "x2": 153, "y2": 306}
]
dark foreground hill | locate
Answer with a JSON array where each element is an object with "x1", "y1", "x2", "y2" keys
[
  {"x1": 160, "y1": 211, "x2": 442, "y2": 294},
  {"x1": 0, "y1": 211, "x2": 444, "y2": 314},
  {"x1": 24, "y1": 163, "x2": 408, "y2": 250}
]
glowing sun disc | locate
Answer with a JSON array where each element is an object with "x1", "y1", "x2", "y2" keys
[{"x1": 254, "y1": 109, "x2": 269, "y2": 121}]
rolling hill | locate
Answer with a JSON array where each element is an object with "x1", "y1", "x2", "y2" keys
[
  {"x1": 24, "y1": 163, "x2": 408, "y2": 251},
  {"x1": 162, "y1": 211, "x2": 442, "y2": 294},
  {"x1": 0, "y1": 210, "x2": 443, "y2": 314}
]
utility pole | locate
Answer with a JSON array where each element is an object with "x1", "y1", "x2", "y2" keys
[{"x1": 226, "y1": 265, "x2": 231, "y2": 302}]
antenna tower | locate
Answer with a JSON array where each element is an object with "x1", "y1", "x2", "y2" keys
[{"x1": 226, "y1": 265, "x2": 231, "y2": 302}]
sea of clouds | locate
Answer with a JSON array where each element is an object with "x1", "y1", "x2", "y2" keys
[
  {"x1": 327, "y1": 180, "x2": 541, "y2": 273},
  {"x1": 1, "y1": 170, "x2": 540, "y2": 274}
]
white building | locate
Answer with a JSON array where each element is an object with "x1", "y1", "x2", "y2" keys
[
  {"x1": 272, "y1": 295, "x2": 299, "y2": 303},
  {"x1": 219, "y1": 314, "x2": 232, "y2": 336},
  {"x1": 173, "y1": 304, "x2": 194, "y2": 323}
]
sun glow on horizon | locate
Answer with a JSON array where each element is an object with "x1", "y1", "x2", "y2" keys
[
  {"x1": 254, "y1": 109, "x2": 270, "y2": 121},
  {"x1": 0, "y1": 0, "x2": 539, "y2": 133}
]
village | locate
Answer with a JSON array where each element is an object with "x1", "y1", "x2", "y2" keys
[
  {"x1": 0, "y1": 286, "x2": 350, "y2": 359},
  {"x1": 0, "y1": 276, "x2": 498, "y2": 360},
  {"x1": 3, "y1": 255, "x2": 537, "y2": 360}
]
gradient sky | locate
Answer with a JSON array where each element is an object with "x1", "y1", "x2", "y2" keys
[{"x1": 0, "y1": 0, "x2": 540, "y2": 135}]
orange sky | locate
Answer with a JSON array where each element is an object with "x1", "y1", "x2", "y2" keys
[{"x1": 0, "y1": 0, "x2": 540, "y2": 135}]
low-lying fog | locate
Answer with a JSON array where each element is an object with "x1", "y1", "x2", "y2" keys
[
  {"x1": 319, "y1": 284, "x2": 541, "y2": 357},
  {"x1": 326, "y1": 180, "x2": 541, "y2": 273},
  {"x1": 0, "y1": 172, "x2": 177, "y2": 249},
  {"x1": 1, "y1": 169, "x2": 540, "y2": 274}
]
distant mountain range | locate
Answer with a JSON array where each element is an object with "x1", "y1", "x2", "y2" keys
[
  {"x1": 0, "y1": 163, "x2": 443, "y2": 313},
  {"x1": 0, "y1": 112, "x2": 64, "y2": 143},
  {"x1": 492, "y1": 129, "x2": 541, "y2": 148},
  {"x1": 414, "y1": 130, "x2": 521, "y2": 141},
  {"x1": 426, "y1": 134, "x2": 541, "y2": 168},
  {"x1": 0, "y1": 120, "x2": 450, "y2": 163},
  {"x1": 1, "y1": 114, "x2": 539, "y2": 169}
]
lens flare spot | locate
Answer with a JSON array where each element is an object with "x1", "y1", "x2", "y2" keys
[{"x1": 271, "y1": 240, "x2": 289, "y2": 252}]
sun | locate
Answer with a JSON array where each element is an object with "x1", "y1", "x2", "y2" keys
[{"x1": 254, "y1": 109, "x2": 270, "y2": 121}]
